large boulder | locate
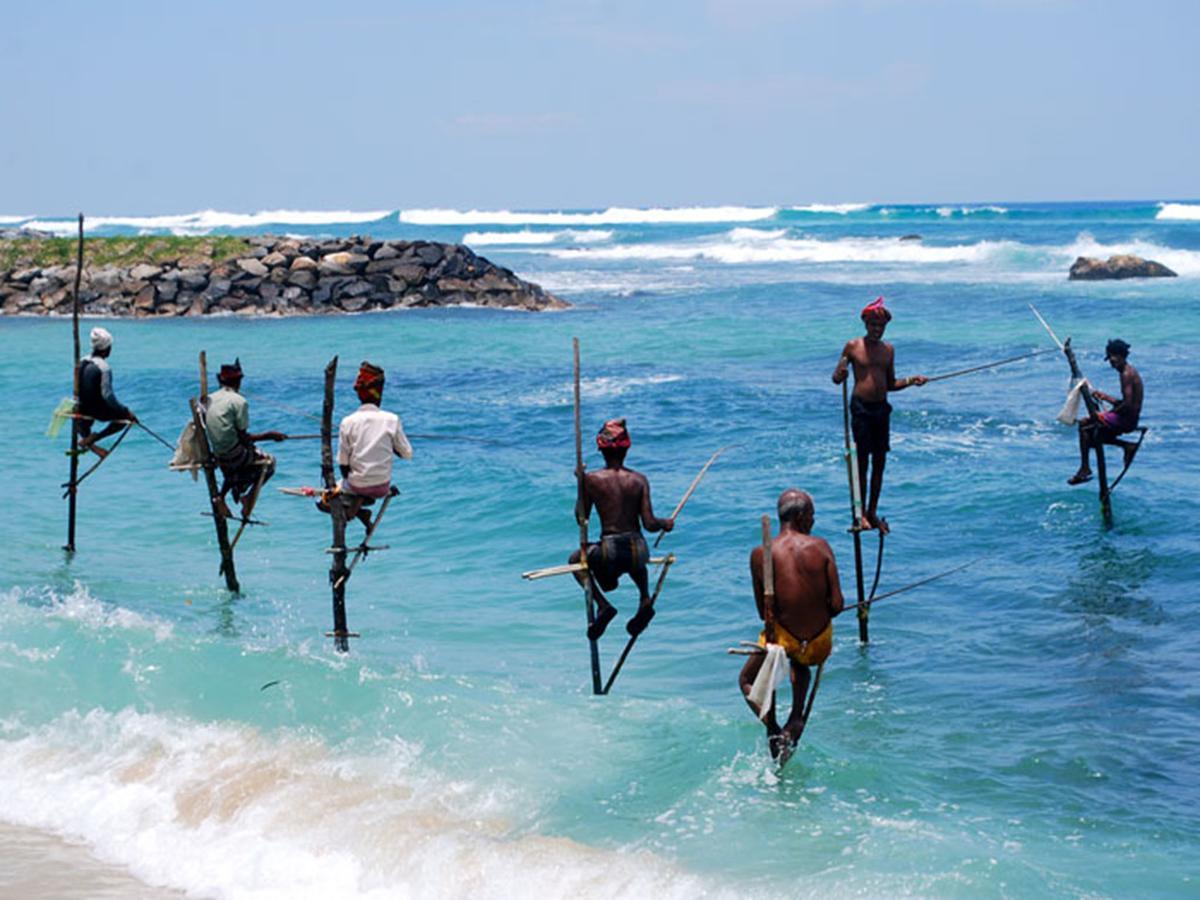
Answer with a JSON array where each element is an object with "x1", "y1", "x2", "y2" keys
[{"x1": 1069, "y1": 255, "x2": 1177, "y2": 280}]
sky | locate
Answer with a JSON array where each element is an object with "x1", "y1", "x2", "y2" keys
[{"x1": 2, "y1": 0, "x2": 1197, "y2": 214}]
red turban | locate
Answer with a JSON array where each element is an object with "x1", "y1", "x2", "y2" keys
[
  {"x1": 218, "y1": 358, "x2": 243, "y2": 384},
  {"x1": 861, "y1": 296, "x2": 892, "y2": 322},
  {"x1": 354, "y1": 361, "x2": 385, "y2": 404},
  {"x1": 596, "y1": 418, "x2": 631, "y2": 450}
]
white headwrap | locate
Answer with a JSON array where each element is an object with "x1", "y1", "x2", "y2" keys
[{"x1": 90, "y1": 327, "x2": 113, "y2": 352}]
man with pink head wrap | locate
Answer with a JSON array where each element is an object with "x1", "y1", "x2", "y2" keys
[{"x1": 831, "y1": 297, "x2": 927, "y2": 533}]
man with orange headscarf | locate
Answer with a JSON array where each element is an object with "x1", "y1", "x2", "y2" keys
[
  {"x1": 831, "y1": 297, "x2": 927, "y2": 533},
  {"x1": 568, "y1": 418, "x2": 674, "y2": 641},
  {"x1": 333, "y1": 361, "x2": 412, "y2": 527}
]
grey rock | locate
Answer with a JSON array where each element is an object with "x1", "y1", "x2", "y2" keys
[
  {"x1": 1069, "y1": 254, "x2": 1177, "y2": 280},
  {"x1": 236, "y1": 258, "x2": 270, "y2": 277},
  {"x1": 156, "y1": 280, "x2": 179, "y2": 302},
  {"x1": 372, "y1": 243, "x2": 400, "y2": 260},
  {"x1": 290, "y1": 255, "x2": 318, "y2": 271},
  {"x1": 129, "y1": 263, "x2": 162, "y2": 281},
  {"x1": 287, "y1": 269, "x2": 317, "y2": 290}
]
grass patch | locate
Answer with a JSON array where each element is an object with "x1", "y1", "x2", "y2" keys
[{"x1": 1, "y1": 235, "x2": 250, "y2": 271}]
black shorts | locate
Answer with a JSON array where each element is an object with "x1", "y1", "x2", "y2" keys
[
  {"x1": 586, "y1": 531, "x2": 648, "y2": 592},
  {"x1": 851, "y1": 396, "x2": 891, "y2": 455}
]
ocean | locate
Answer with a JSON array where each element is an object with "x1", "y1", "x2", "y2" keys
[{"x1": 1, "y1": 201, "x2": 1197, "y2": 898}]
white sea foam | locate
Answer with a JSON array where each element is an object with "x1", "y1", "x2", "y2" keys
[
  {"x1": 1, "y1": 584, "x2": 174, "y2": 642},
  {"x1": 1156, "y1": 202, "x2": 1200, "y2": 221},
  {"x1": 936, "y1": 205, "x2": 1008, "y2": 217},
  {"x1": 399, "y1": 206, "x2": 778, "y2": 226},
  {"x1": 546, "y1": 233, "x2": 1011, "y2": 265},
  {"x1": 0, "y1": 215, "x2": 32, "y2": 224},
  {"x1": 463, "y1": 229, "x2": 613, "y2": 246},
  {"x1": 0, "y1": 709, "x2": 725, "y2": 900},
  {"x1": 20, "y1": 209, "x2": 392, "y2": 237},
  {"x1": 785, "y1": 203, "x2": 871, "y2": 214}
]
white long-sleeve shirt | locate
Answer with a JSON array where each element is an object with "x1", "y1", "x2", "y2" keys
[{"x1": 337, "y1": 403, "x2": 412, "y2": 488}]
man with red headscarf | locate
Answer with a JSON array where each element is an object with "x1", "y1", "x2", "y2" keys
[
  {"x1": 831, "y1": 297, "x2": 927, "y2": 533},
  {"x1": 204, "y1": 359, "x2": 285, "y2": 519},
  {"x1": 331, "y1": 361, "x2": 412, "y2": 528},
  {"x1": 568, "y1": 418, "x2": 674, "y2": 640}
]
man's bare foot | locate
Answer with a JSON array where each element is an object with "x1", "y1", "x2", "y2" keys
[
  {"x1": 626, "y1": 604, "x2": 656, "y2": 637},
  {"x1": 213, "y1": 497, "x2": 233, "y2": 519},
  {"x1": 1067, "y1": 468, "x2": 1093, "y2": 486},
  {"x1": 767, "y1": 727, "x2": 787, "y2": 761},
  {"x1": 866, "y1": 512, "x2": 889, "y2": 534},
  {"x1": 587, "y1": 603, "x2": 618, "y2": 641},
  {"x1": 79, "y1": 438, "x2": 108, "y2": 458},
  {"x1": 854, "y1": 516, "x2": 874, "y2": 532}
]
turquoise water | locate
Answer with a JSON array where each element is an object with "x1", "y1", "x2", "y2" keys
[{"x1": 2, "y1": 202, "x2": 1198, "y2": 897}]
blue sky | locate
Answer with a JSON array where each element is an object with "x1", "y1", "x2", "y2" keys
[{"x1": 3, "y1": 0, "x2": 1196, "y2": 214}]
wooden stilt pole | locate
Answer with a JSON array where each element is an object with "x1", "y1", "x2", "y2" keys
[
  {"x1": 601, "y1": 553, "x2": 674, "y2": 695},
  {"x1": 64, "y1": 213, "x2": 84, "y2": 554},
  {"x1": 574, "y1": 338, "x2": 603, "y2": 695},
  {"x1": 1063, "y1": 338, "x2": 1113, "y2": 528},
  {"x1": 190, "y1": 396, "x2": 239, "y2": 592},
  {"x1": 842, "y1": 379, "x2": 869, "y2": 642},
  {"x1": 321, "y1": 356, "x2": 351, "y2": 652}
]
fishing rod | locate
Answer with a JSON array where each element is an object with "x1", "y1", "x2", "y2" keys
[
  {"x1": 923, "y1": 348, "x2": 1057, "y2": 384},
  {"x1": 134, "y1": 421, "x2": 175, "y2": 450},
  {"x1": 848, "y1": 557, "x2": 981, "y2": 611},
  {"x1": 653, "y1": 445, "x2": 729, "y2": 548},
  {"x1": 1029, "y1": 303, "x2": 1065, "y2": 350}
]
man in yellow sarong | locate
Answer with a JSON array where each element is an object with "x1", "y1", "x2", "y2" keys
[{"x1": 739, "y1": 489, "x2": 844, "y2": 757}]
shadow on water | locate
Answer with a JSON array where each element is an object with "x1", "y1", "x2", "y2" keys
[{"x1": 1059, "y1": 541, "x2": 1164, "y2": 625}]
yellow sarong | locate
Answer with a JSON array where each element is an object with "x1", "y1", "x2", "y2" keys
[{"x1": 758, "y1": 620, "x2": 832, "y2": 666}]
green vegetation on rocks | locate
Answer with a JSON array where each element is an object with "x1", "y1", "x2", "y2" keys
[{"x1": 0, "y1": 235, "x2": 248, "y2": 272}]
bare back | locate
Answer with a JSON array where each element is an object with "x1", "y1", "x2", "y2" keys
[
  {"x1": 751, "y1": 532, "x2": 844, "y2": 641},
  {"x1": 1120, "y1": 363, "x2": 1143, "y2": 424},
  {"x1": 585, "y1": 466, "x2": 653, "y2": 535}
]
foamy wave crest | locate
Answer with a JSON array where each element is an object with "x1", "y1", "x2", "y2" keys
[
  {"x1": 20, "y1": 209, "x2": 392, "y2": 237},
  {"x1": 0, "y1": 215, "x2": 31, "y2": 224},
  {"x1": 548, "y1": 234, "x2": 1010, "y2": 266},
  {"x1": 0, "y1": 709, "x2": 725, "y2": 900},
  {"x1": 936, "y1": 205, "x2": 1009, "y2": 217},
  {"x1": 400, "y1": 206, "x2": 777, "y2": 226},
  {"x1": 464, "y1": 229, "x2": 613, "y2": 246},
  {"x1": 1, "y1": 584, "x2": 173, "y2": 642},
  {"x1": 786, "y1": 203, "x2": 871, "y2": 214},
  {"x1": 1156, "y1": 202, "x2": 1200, "y2": 221}
]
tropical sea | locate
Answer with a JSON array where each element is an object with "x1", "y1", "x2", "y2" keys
[{"x1": 1, "y1": 201, "x2": 1198, "y2": 898}]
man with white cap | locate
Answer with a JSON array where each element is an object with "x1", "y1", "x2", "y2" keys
[{"x1": 77, "y1": 327, "x2": 137, "y2": 456}]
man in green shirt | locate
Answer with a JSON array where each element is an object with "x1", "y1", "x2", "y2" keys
[{"x1": 204, "y1": 359, "x2": 284, "y2": 518}]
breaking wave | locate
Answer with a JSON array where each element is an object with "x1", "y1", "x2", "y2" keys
[
  {"x1": 18, "y1": 209, "x2": 393, "y2": 237},
  {"x1": 0, "y1": 709, "x2": 724, "y2": 900},
  {"x1": 463, "y1": 229, "x2": 613, "y2": 246},
  {"x1": 785, "y1": 203, "x2": 871, "y2": 214},
  {"x1": 399, "y1": 206, "x2": 778, "y2": 226},
  {"x1": 1156, "y1": 202, "x2": 1200, "y2": 221}
]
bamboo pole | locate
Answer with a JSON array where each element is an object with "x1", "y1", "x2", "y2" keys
[
  {"x1": 652, "y1": 446, "x2": 726, "y2": 548},
  {"x1": 334, "y1": 487, "x2": 398, "y2": 589},
  {"x1": 601, "y1": 553, "x2": 674, "y2": 695},
  {"x1": 199, "y1": 351, "x2": 209, "y2": 401},
  {"x1": 321, "y1": 356, "x2": 351, "y2": 652},
  {"x1": 522, "y1": 556, "x2": 672, "y2": 581},
  {"x1": 64, "y1": 213, "x2": 84, "y2": 554},
  {"x1": 190, "y1": 396, "x2": 239, "y2": 592},
  {"x1": 574, "y1": 338, "x2": 602, "y2": 694},
  {"x1": 841, "y1": 378, "x2": 869, "y2": 642},
  {"x1": 923, "y1": 348, "x2": 1056, "y2": 384},
  {"x1": 1062, "y1": 338, "x2": 1112, "y2": 527}
]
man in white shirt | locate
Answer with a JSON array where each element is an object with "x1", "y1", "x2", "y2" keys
[{"x1": 331, "y1": 360, "x2": 412, "y2": 527}]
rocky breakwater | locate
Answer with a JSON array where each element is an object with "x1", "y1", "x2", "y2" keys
[
  {"x1": 0, "y1": 235, "x2": 567, "y2": 316},
  {"x1": 1068, "y1": 254, "x2": 1177, "y2": 280}
]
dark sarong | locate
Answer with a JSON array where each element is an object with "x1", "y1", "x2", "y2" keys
[
  {"x1": 851, "y1": 396, "x2": 892, "y2": 454},
  {"x1": 214, "y1": 443, "x2": 275, "y2": 502},
  {"x1": 585, "y1": 531, "x2": 649, "y2": 592}
]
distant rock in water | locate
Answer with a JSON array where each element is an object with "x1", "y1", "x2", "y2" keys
[
  {"x1": 1068, "y1": 254, "x2": 1177, "y2": 280},
  {"x1": 899, "y1": 234, "x2": 922, "y2": 242},
  {"x1": 0, "y1": 234, "x2": 568, "y2": 316}
]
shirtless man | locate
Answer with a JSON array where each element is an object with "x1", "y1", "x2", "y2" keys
[
  {"x1": 831, "y1": 297, "x2": 927, "y2": 532},
  {"x1": 569, "y1": 418, "x2": 674, "y2": 641},
  {"x1": 739, "y1": 489, "x2": 844, "y2": 758},
  {"x1": 1068, "y1": 338, "x2": 1144, "y2": 485}
]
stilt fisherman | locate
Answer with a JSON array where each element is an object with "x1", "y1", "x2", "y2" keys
[
  {"x1": 739, "y1": 490, "x2": 844, "y2": 759},
  {"x1": 204, "y1": 359, "x2": 284, "y2": 518},
  {"x1": 1068, "y1": 338, "x2": 1144, "y2": 485},
  {"x1": 319, "y1": 361, "x2": 412, "y2": 528},
  {"x1": 77, "y1": 327, "x2": 138, "y2": 456},
  {"x1": 831, "y1": 297, "x2": 927, "y2": 532},
  {"x1": 568, "y1": 418, "x2": 674, "y2": 641}
]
